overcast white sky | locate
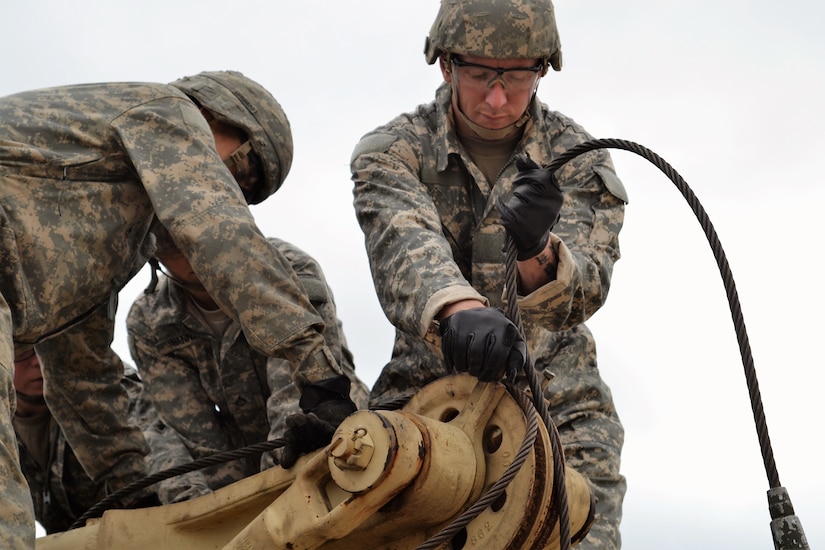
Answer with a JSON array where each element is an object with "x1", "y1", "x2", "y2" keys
[{"x1": 2, "y1": 1, "x2": 823, "y2": 547}]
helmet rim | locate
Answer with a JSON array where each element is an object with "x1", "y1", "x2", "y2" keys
[{"x1": 169, "y1": 70, "x2": 293, "y2": 204}]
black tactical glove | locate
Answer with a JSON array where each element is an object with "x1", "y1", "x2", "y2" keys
[
  {"x1": 439, "y1": 307, "x2": 527, "y2": 382},
  {"x1": 126, "y1": 492, "x2": 161, "y2": 510},
  {"x1": 497, "y1": 154, "x2": 564, "y2": 260},
  {"x1": 281, "y1": 375, "x2": 357, "y2": 469}
]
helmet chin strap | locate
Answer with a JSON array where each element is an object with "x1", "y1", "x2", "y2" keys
[
  {"x1": 145, "y1": 258, "x2": 210, "y2": 295},
  {"x1": 164, "y1": 271, "x2": 210, "y2": 294},
  {"x1": 15, "y1": 391, "x2": 47, "y2": 407}
]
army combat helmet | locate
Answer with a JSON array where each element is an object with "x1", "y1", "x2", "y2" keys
[
  {"x1": 169, "y1": 70, "x2": 293, "y2": 204},
  {"x1": 424, "y1": 0, "x2": 563, "y2": 73}
]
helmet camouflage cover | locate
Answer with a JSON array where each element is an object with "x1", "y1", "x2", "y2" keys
[
  {"x1": 424, "y1": 0, "x2": 562, "y2": 72},
  {"x1": 169, "y1": 70, "x2": 293, "y2": 204}
]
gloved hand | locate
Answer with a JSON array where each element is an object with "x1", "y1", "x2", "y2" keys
[
  {"x1": 127, "y1": 492, "x2": 161, "y2": 510},
  {"x1": 497, "y1": 154, "x2": 564, "y2": 260},
  {"x1": 439, "y1": 307, "x2": 527, "y2": 382},
  {"x1": 280, "y1": 375, "x2": 357, "y2": 469}
]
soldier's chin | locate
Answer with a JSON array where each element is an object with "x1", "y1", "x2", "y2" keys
[{"x1": 481, "y1": 117, "x2": 513, "y2": 130}]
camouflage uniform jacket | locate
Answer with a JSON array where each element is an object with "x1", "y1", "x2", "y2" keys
[
  {"x1": 14, "y1": 367, "x2": 153, "y2": 534},
  {"x1": 0, "y1": 82, "x2": 342, "y2": 496},
  {"x1": 127, "y1": 237, "x2": 369, "y2": 504},
  {"x1": 351, "y1": 83, "x2": 628, "y2": 548}
]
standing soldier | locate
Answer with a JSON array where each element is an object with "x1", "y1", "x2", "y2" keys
[
  {"x1": 128, "y1": 233, "x2": 369, "y2": 503},
  {"x1": 350, "y1": 1, "x2": 628, "y2": 547},
  {"x1": 0, "y1": 70, "x2": 355, "y2": 547}
]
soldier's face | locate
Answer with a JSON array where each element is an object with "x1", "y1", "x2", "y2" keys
[
  {"x1": 210, "y1": 120, "x2": 261, "y2": 202},
  {"x1": 13, "y1": 347, "x2": 44, "y2": 397},
  {"x1": 443, "y1": 54, "x2": 541, "y2": 132},
  {"x1": 157, "y1": 253, "x2": 201, "y2": 286}
]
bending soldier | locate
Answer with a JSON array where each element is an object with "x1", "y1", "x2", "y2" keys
[
  {"x1": 128, "y1": 233, "x2": 369, "y2": 503},
  {"x1": 0, "y1": 70, "x2": 355, "y2": 546}
]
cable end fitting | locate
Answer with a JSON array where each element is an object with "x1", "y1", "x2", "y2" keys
[{"x1": 767, "y1": 487, "x2": 810, "y2": 549}]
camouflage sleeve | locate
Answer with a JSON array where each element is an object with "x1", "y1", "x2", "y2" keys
[
  {"x1": 34, "y1": 305, "x2": 149, "y2": 488},
  {"x1": 351, "y1": 129, "x2": 486, "y2": 338},
  {"x1": 127, "y1": 320, "x2": 237, "y2": 488},
  {"x1": 261, "y1": 356, "x2": 301, "y2": 470},
  {"x1": 268, "y1": 238, "x2": 369, "y2": 408},
  {"x1": 261, "y1": 354, "x2": 372, "y2": 471},
  {"x1": 121, "y1": 366, "x2": 158, "y2": 431},
  {"x1": 1, "y1": 353, "x2": 34, "y2": 547},
  {"x1": 142, "y1": 419, "x2": 212, "y2": 504},
  {"x1": 111, "y1": 98, "x2": 341, "y2": 390},
  {"x1": 515, "y1": 110, "x2": 627, "y2": 330}
]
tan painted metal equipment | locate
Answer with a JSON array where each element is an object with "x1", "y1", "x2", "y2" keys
[{"x1": 36, "y1": 374, "x2": 593, "y2": 549}]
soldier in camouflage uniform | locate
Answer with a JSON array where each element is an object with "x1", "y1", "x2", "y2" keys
[
  {"x1": 0, "y1": 70, "x2": 355, "y2": 547},
  {"x1": 13, "y1": 346, "x2": 155, "y2": 533},
  {"x1": 127, "y1": 233, "x2": 369, "y2": 504},
  {"x1": 350, "y1": 1, "x2": 628, "y2": 548}
]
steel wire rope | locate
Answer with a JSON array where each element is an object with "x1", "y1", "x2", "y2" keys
[
  {"x1": 415, "y1": 384, "x2": 540, "y2": 550},
  {"x1": 502, "y1": 234, "x2": 573, "y2": 550},
  {"x1": 441, "y1": 136, "x2": 790, "y2": 550},
  {"x1": 547, "y1": 138, "x2": 781, "y2": 490},
  {"x1": 67, "y1": 139, "x2": 788, "y2": 549},
  {"x1": 70, "y1": 438, "x2": 286, "y2": 530},
  {"x1": 414, "y1": 236, "x2": 570, "y2": 550}
]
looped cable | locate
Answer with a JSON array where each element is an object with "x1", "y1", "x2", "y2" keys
[{"x1": 503, "y1": 229, "x2": 572, "y2": 550}]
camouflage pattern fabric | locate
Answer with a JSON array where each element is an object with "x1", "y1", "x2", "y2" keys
[
  {"x1": 128, "y1": 237, "x2": 369, "y2": 504},
  {"x1": 351, "y1": 82, "x2": 628, "y2": 549},
  {"x1": 0, "y1": 80, "x2": 341, "y2": 545},
  {"x1": 14, "y1": 367, "x2": 155, "y2": 534},
  {"x1": 1, "y1": 295, "x2": 34, "y2": 548},
  {"x1": 424, "y1": 0, "x2": 563, "y2": 71}
]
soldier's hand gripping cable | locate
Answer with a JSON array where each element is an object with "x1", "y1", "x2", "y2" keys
[{"x1": 497, "y1": 154, "x2": 565, "y2": 262}]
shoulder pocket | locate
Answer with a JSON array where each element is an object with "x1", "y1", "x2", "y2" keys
[
  {"x1": 593, "y1": 165, "x2": 629, "y2": 203},
  {"x1": 351, "y1": 132, "x2": 398, "y2": 164},
  {"x1": 298, "y1": 277, "x2": 330, "y2": 304}
]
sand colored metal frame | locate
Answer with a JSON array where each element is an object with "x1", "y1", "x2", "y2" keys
[{"x1": 37, "y1": 374, "x2": 592, "y2": 549}]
